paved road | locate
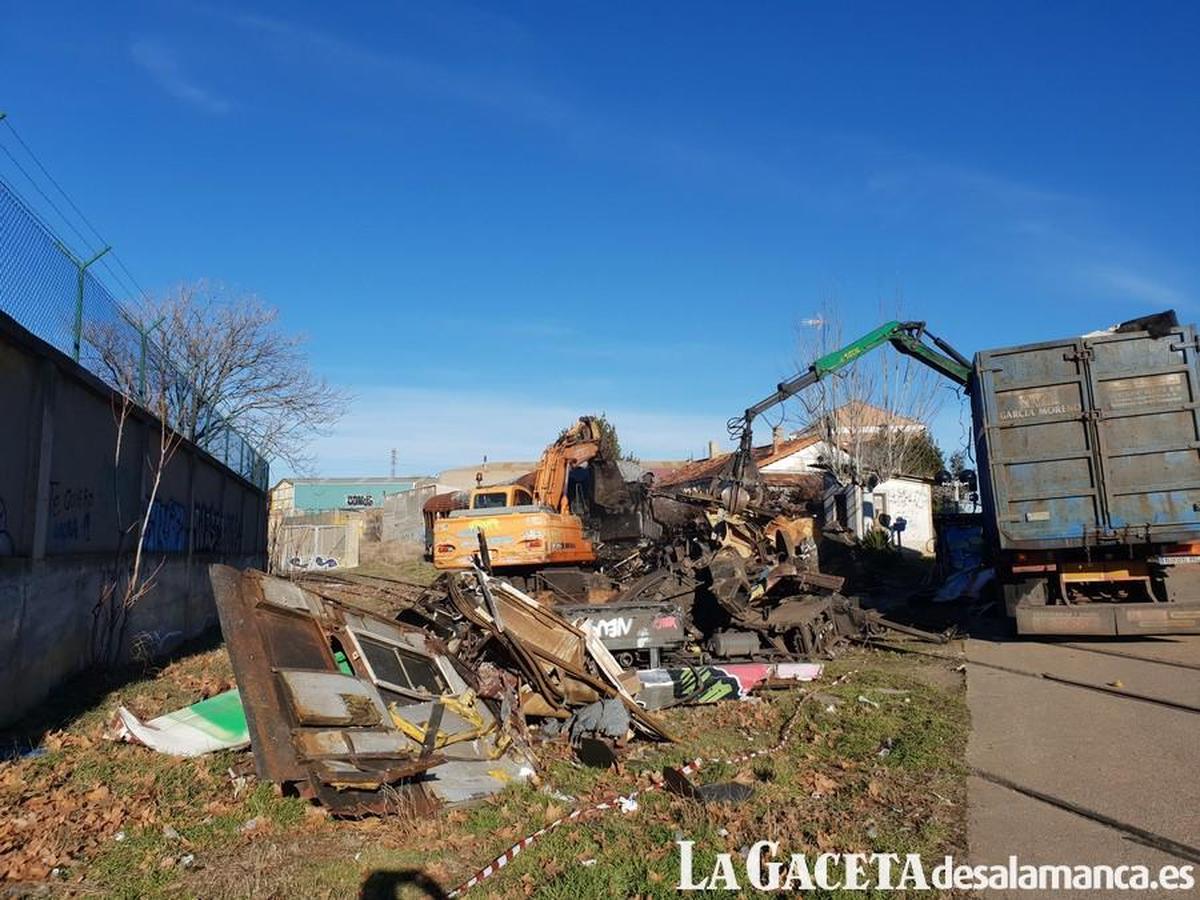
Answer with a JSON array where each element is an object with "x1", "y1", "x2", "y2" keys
[{"x1": 965, "y1": 634, "x2": 1200, "y2": 899}]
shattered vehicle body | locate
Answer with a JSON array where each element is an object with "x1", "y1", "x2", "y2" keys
[
  {"x1": 427, "y1": 570, "x2": 673, "y2": 739},
  {"x1": 417, "y1": 464, "x2": 935, "y2": 675},
  {"x1": 562, "y1": 488, "x2": 867, "y2": 664},
  {"x1": 210, "y1": 565, "x2": 533, "y2": 815}
]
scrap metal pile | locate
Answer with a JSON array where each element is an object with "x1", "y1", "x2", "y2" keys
[
  {"x1": 168, "y1": 452, "x2": 940, "y2": 818},
  {"x1": 196, "y1": 563, "x2": 691, "y2": 818}
]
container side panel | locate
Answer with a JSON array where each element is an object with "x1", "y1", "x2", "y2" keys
[
  {"x1": 994, "y1": 382, "x2": 1085, "y2": 422},
  {"x1": 1005, "y1": 458, "x2": 1095, "y2": 499},
  {"x1": 988, "y1": 343, "x2": 1080, "y2": 388},
  {"x1": 1005, "y1": 496, "x2": 1100, "y2": 540},
  {"x1": 1107, "y1": 451, "x2": 1200, "y2": 497},
  {"x1": 1090, "y1": 332, "x2": 1189, "y2": 377},
  {"x1": 1098, "y1": 372, "x2": 1190, "y2": 411},
  {"x1": 1103, "y1": 410, "x2": 1195, "y2": 453},
  {"x1": 976, "y1": 341, "x2": 1099, "y2": 547},
  {"x1": 994, "y1": 420, "x2": 1089, "y2": 459},
  {"x1": 1088, "y1": 327, "x2": 1200, "y2": 536},
  {"x1": 1109, "y1": 489, "x2": 1200, "y2": 529}
]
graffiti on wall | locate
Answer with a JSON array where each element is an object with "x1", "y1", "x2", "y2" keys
[
  {"x1": 193, "y1": 502, "x2": 242, "y2": 554},
  {"x1": 287, "y1": 555, "x2": 339, "y2": 570},
  {"x1": 279, "y1": 523, "x2": 348, "y2": 572},
  {"x1": 143, "y1": 498, "x2": 188, "y2": 553},
  {"x1": 48, "y1": 481, "x2": 95, "y2": 546}
]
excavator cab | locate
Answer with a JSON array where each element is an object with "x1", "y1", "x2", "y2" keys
[{"x1": 469, "y1": 485, "x2": 535, "y2": 510}]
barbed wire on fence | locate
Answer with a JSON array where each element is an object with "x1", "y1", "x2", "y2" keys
[{"x1": 0, "y1": 173, "x2": 269, "y2": 488}]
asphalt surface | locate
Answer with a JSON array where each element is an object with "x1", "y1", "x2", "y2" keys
[{"x1": 965, "y1": 633, "x2": 1200, "y2": 899}]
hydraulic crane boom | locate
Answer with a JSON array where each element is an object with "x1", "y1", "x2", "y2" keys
[{"x1": 726, "y1": 320, "x2": 971, "y2": 492}]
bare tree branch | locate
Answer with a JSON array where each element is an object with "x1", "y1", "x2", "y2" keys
[
  {"x1": 792, "y1": 297, "x2": 946, "y2": 485},
  {"x1": 86, "y1": 281, "x2": 350, "y2": 471}
]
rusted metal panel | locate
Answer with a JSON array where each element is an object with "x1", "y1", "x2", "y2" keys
[
  {"x1": 278, "y1": 671, "x2": 390, "y2": 727},
  {"x1": 974, "y1": 322, "x2": 1200, "y2": 551},
  {"x1": 209, "y1": 564, "x2": 450, "y2": 815},
  {"x1": 210, "y1": 564, "x2": 309, "y2": 785}
]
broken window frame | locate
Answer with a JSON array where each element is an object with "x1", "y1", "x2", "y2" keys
[{"x1": 344, "y1": 628, "x2": 455, "y2": 700}]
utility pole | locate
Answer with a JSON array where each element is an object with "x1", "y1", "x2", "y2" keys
[{"x1": 390, "y1": 448, "x2": 397, "y2": 479}]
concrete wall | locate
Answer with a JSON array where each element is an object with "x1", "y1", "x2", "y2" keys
[
  {"x1": 0, "y1": 312, "x2": 267, "y2": 727},
  {"x1": 275, "y1": 523, "x2": 360, "y2": 573},
  {"x1": 865, "y1": 477, "x2": 935, "y2": 556},
  {"x1": 381, "y1": 482, "x2": 446, "y2": 543},
  {"x1": 823, "y1": 476, "x2": 935, "y2": 557}
]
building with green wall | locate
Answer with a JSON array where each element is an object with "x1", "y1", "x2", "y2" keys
[{"x1": 271, "y1": 476, "x2": 432, "y2": 517}]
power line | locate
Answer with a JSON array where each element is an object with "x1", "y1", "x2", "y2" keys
[
  {"x1": 0, "y1": 139, "x2": 98, "y2": 258},
  {"x1": 2, "y1": 117, "x2": 108, "y2": 249},
  {"x1": 1, "y1": 116, "x2": 152, "y2": 304}
]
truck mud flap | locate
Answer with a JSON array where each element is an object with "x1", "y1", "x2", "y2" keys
[{"x1": 1016, "y1": 603, "x2": 1200, "y2": 636}]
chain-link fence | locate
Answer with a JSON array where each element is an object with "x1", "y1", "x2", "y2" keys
[{"x1": 0, "y1": 176, "x2": 268, "y2": 488}]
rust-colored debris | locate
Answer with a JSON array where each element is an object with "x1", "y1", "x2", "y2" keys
[{"x1": 206, "y1": 455, "x2": 946, "y2": 816}]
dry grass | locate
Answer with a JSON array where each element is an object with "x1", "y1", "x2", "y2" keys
[{"x1": 0, "y1": 644, "x2": 967, "y2": 898}]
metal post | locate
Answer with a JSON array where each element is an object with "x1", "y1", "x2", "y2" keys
[
  {"x1": 137, "y1": 315, "x2": 165, "y2": 402},
  {"x1": 59, "y1": 243, "x2": 110, "y2": 361},
  {"x1": 138, "y1": 327, "x2": 147, "y2": 398}
]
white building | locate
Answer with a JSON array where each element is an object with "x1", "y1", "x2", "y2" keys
[{"x1": 763, "y1": 403, "x2": 937, "y2": 557}]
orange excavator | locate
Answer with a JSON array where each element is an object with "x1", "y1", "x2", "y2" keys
[{"x1": 432, "y1": 417, "x2": 608, "y2": 571}]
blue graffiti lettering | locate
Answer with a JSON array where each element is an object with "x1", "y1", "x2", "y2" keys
[{"x1": 143, "y1": 499, "x2": 188, "y2": 553}]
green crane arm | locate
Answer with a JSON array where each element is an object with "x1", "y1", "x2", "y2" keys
[{"x1": 727, "y1": 320, "x2": 970, "y2": 484}]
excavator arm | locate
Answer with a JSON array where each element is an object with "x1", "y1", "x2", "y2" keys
[
  {"x1": 531, "y1": 417, "x2": 604, "y2": 513},
  {"x1": 727, "y1": 320, "x2": 971, "y2": 487}
]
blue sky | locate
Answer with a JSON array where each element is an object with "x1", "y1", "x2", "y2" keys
[{"x1": 3, "y1": 1, "x2": 1197, "y2": 477}]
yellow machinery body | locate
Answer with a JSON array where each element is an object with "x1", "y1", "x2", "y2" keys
[{"x1": 433, "y1": 420, "x2": 605, "y2": 571}]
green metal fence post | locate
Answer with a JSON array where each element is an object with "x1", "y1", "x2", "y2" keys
[
  {"x1": 59, "y1": 243, "x2": 110, "y2": 361},
  {"x1": 138, "y1": 326, "x2": 147, "y2": 399},
  {"x1": 138, "y1": 315, "x2": 165, "y2": 402}
]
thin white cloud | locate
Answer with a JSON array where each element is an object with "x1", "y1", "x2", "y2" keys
[
  {"x1": 131, "y1": 38, "x2": 231, "y2": 114},
  {"x1": 294, "y1": 386, "x2": 729, "y2": 478},
  {"x1": 1087, "y1": 265, "x2": 1187, "y2": 308},
  {"x1": 195, "y1": 7, "x2": 806, "y2": 201},
  {"x1": 866, "y1": 158, "x2": 1079, "y2": 215},
  {"x1": 866, "y1": 150, "x2": 1193, "y2": 309}
]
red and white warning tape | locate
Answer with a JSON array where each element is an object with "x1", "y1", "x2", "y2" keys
[{"x1": 447, "y1": 677, "x2": 847, "y2": 897}]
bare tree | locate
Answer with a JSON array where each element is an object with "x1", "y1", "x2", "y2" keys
[
  {"x1": 87, "y1": 281, "x2": 348, "y2": 471},
  {"x1": 790, "y1": 298, "x2": 947, "y2": 486},
  {"x1": 91, "y1": 387, "x2": 184, "y2": 666}
]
